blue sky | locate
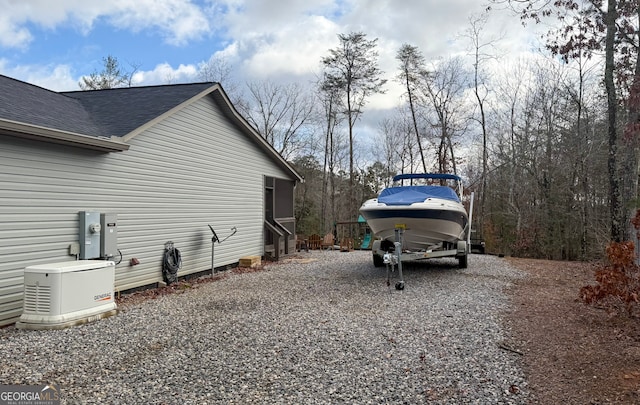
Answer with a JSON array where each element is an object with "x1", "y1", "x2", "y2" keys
[
  {"x1": 14, "y1": 20, "x2": 224, "y2": 75},
  {"x1": 0, "y1": 0, "x2": 540, "y2": 104}
]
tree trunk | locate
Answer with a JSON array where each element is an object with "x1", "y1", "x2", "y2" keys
[
  {"x1": 621, "y1": 7, "x2": 640, "y2": 243},
  {"x1": 322, "y1": 111, "x2": 331, "y2": 232},
  {"x1": 406, "y1": 79, "x2": 427, "y2": 173},
  {"x1": 605, "y1": 0, "x2": 622, "y2": 242}
]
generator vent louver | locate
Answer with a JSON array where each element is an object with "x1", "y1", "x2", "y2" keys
[
  {"x1": 23, "y1": 284, "x2": 51, "y2": 314},
  {"x1": 17, "y1": 260, "x2": 117, "y2": 330}
]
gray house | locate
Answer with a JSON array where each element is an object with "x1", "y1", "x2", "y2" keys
[{"x1": 0, "y1": 75, "x2": 302, "y2": 326}]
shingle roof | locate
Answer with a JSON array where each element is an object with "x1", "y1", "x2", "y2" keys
[
  {"x1": 0, "y1": 74, "x2": 215, "y2": 138},
  {"x1": 0, "y1": 75, "x2": 104, "y2": 136},
  {"x1": 62, "y1": 82, "x2": 214, "y2": 137},
  {"x1": 0, "y1": 74, "x2": 303, "y2": 181}
]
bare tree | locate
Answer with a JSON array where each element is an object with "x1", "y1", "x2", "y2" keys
[
  {"x1": 240, "y1": 81, "x2": 315, "y2": 160},
  {"x1": 420, "y1": 57, "x2": 469, "y2": 175},
  {"x1": 376, "y1": 108, "x2": 426, "y2": 177},
  {"x1": 396, "y1": 44, "x2": 428, "y2": 173},
  {"x1": 463, "y1": 12, "x2": 500, "y2": 234},
  {"x1": 321, "y1": 32, "x2": 387, "y2": 220},
  {"x1": 316, "y1": 75, "x2": 346, "y2": 232},
  {"x1": 377, "y1": 118, "x2": 400, "y2": 179},
  {"x1": 604, "y1": 0, "x2": 622, "y2": 241},
  {"x1": 562, "y1": 56, "x2": 604, "y2": 258},
  {"x1": 79, "y1": 55, "x2": 132, "y2": 90},
  {"x1": 486, "y1": 54, "x2": 610, "y2": 259},
  {"x1": 197, "y1": 55, "x2": 239, "y2": 98},
  {"x1": 481, "y1": 57, "x2": 540, "y2": 254},
  {"x1": 491, "y1": 0, "x2": 640, "y2": 242}
]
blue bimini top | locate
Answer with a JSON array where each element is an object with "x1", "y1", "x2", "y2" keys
[{"x1": 378, "y1": 185, "x2": 460, "y2": 206}]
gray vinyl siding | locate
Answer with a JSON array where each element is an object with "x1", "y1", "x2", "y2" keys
[{"x1": 0, "y1": 94, "x2": 291, "y2": 326}]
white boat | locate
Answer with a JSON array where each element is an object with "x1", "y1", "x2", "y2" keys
[{"x1": 359, "y1": 173, "x2": 469, "y2": 252}]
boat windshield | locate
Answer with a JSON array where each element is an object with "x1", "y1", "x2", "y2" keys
[
  {"x1": 391, "y1": 173, "x2": 463, "y2": 197},
  {"x1": 379, "y1": 185, "x2": 460, "y2": 205}
]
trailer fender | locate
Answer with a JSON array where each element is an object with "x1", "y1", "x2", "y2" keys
[{"x1": 456, "y1": 240, "x2": 467, "y2": 255}]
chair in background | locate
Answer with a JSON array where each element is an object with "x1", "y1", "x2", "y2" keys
[
  {"x1": 321, "y1": 233, "x2": 335, "y2": 250},
  {"x1": 296, "y1": 234, "x2": 308, "y2": 252},
  {"x1": 340, "y1": 237, "x2": 354, "y2": 252},
  {"x1": 308, "y1": 234, "x2": 322, "y2": 250}
]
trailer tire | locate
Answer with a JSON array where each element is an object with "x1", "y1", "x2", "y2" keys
[
  {"x1": 380, "y1": 239, "x2": 395, "y2": 252},
  {"x1": 458, "y1": 253, "x2": 468, "y2": 269},
  {"x1": 373, "y1": 253, "x2": 384, "y2": 267}
]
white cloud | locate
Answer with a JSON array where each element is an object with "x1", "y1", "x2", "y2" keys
[
  {"x1": 238, "y1": 15, "x2": 338, "y2": 79},
  {"x1": 222, "y1": 0, "x2": 337, "y2": 37},
  {"x1": 0, "y1": 0, "x2": 211, "y2": 49},
  {"x1": 211, "y1": 0, "x2": 344, "y2": 82},
  {"x1": 0, "y1": 58, "x2": 203, "y2": 91},
  {"x1": 0, "y1": 0, "x2": 555, "y2": 172},
  {"x1": 0, "y1": 59, "x2": 78, "y2": 91},
  {"x1": 132, "y1": 62, "x2": 199, "y2": 85},
  {"x1": 108, "y1": 0, "x2": 212, "y2": 46},
  {"x1": 0, "y1": 0, "x2": 548, "y2": 114},
  {"x1": 208, "y1": 0, "x2": 543, "y2": 103},
  {"x1": 0, "y1": 14, "x2": 32, "y2": 48}
]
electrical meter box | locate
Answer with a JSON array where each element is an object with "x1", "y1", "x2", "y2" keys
[
  {"x1": 79, "y1": 211, "x2": 101, "y2": 259},
  {"x1": 16, "y1": 260, "x2": 117, "y2": 330},
  {"x1": 100, "y1": 213, "x2": 118, "y2": 259}
]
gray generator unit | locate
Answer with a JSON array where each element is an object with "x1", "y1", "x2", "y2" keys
[{"x1": 16, "y1": 260, "x2": 118, "y2": 330}]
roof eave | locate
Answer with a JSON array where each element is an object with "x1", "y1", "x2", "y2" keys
[{"x1": 0, "y1": 118, "x2": 130, "y2": 152}]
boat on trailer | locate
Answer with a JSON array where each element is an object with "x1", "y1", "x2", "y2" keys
[{"x1": 359, "y1": 173, "x2": 471, "y2": 289}]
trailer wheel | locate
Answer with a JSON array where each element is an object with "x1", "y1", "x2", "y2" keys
[
  {"x1": 373, "y1": 253, "x2": 384, "y2": 267},
  {"x1": 458, "y1": 253, "x2": 468, "y2": 269}
]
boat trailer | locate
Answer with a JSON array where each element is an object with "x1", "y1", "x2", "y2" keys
[
  {"x1": 374, "y1": 191, "x2": 474, "y2": 290},
  {"x1": 375, "y1": 228, "x2": 468, "y2": 290}
]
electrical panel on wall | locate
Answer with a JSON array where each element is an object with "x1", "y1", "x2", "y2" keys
[
  {"x1": 79, "y1": 211, "x2": 101, "y2": 260},
  {"x1": 100, "y1": 213, "x2": 118, "y2": 259}
]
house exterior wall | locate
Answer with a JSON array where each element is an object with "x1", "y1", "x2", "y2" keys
[{"x1": 0, "y1": 94, "x2": 291, "y2": 326}]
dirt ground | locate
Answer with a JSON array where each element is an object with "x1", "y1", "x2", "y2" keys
[{"x1": 505, "y1": 257, "x2": 640, "y2": 404}]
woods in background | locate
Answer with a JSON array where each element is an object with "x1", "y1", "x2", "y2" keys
[{"x1": 81, "y1": 1, "x2": 640, "y2": 261}]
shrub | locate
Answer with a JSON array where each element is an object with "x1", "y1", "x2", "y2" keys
[{"x1": 581, "y1": 240, "x2": 640, "y2": 315}]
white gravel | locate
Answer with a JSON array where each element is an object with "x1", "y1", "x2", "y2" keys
[{"x1": 0, "y1": 250, "x2": 528, "y2": 404}]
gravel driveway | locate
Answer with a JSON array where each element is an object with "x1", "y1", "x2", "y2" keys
[{"x1": 0, "y1": 250, "x2": 528, "y2": 404}]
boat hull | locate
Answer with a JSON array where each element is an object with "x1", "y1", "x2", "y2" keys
[{"x1": 360, "y1": 198, "x2": 468, "y2": 251}]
